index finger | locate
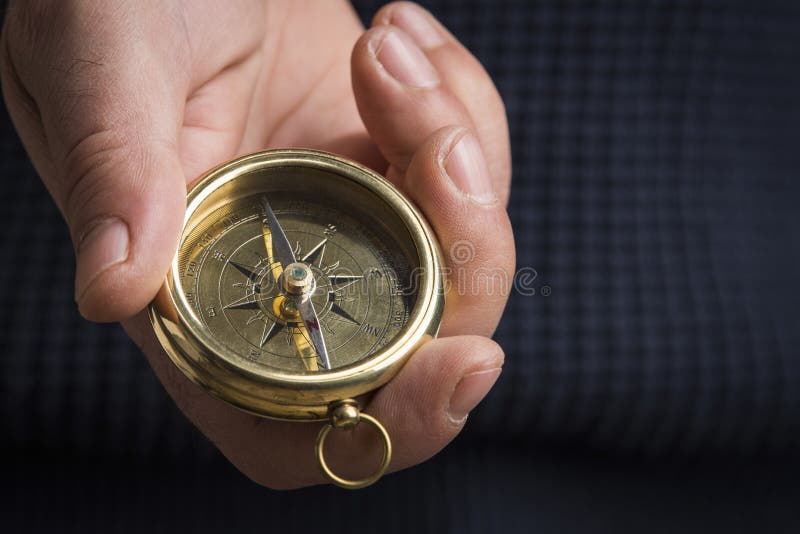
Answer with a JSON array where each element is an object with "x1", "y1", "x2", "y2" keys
[{"x1": 373, "y1": 2, "x2": 512, "y2": 205}]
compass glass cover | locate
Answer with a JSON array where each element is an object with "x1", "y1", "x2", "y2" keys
[{"x1": 174, "y1": 163, "x2": 420, "y2": 374}]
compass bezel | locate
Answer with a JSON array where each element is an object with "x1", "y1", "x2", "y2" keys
[{"x1": 148, "y1": 149, "x2": 444, "y2": 420}]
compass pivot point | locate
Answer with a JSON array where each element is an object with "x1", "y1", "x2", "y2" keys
[{"x1": 282, "y1": 262, "x2": 314, "y2": 296}]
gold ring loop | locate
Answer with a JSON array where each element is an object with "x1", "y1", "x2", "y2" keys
[{"x1": 315, "y1": 413, "x2": 392, "y2": 489}]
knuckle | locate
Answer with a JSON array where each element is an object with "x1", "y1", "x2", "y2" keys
[{"x1": 61, "y1": 128, "x2": 147, "y2": 238}]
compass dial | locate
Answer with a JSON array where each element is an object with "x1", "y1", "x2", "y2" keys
[{"x1": 178, "y1": 195, "x2": 416, "y2": 373}]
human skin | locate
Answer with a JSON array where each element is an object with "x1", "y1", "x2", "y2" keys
[{"x1": 1, "y1": 1, "x2": 514, "y2": 488}]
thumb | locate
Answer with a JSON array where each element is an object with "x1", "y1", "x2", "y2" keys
[
  {"x1": 67, "y1": 136, "x2": 186, "y2": 322},
  {"x1": 1, "y1": 4, "x2": 188, "y2": 321}
]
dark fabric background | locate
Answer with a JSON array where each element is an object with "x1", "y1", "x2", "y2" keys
[{"x1": 2, "y1": 1, "x2": 799, "y2": 532}]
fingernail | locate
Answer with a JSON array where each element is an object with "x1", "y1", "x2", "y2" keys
[
  {"x1": 373, "y1": 29, "x2": 440, "y2": 88},
  {"x1": 444, "y1": 132, "x2": 497, "y2": 204},
  {"x1": 74, "y1": 217, "x2": 129, "y2": 302},
  {"x1": 390, "y1": 5, "x2": 446, "y2": 49},
  {"x1": 448, "y1": 367, "x2": 502, "y2": 424}
]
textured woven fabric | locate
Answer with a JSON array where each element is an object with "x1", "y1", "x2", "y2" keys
[{"x1": 2, "y1": 0, "x2": 800, "y2": 531}]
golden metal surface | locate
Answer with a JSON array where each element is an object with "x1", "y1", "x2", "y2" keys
[
  {"x1": 281, "y1": 262, "x2": 313, "y2": 295},
  {"x1": 315, "y1": 403, "x2": 392, "y2": 490},
  {"x1": 328, "y1": 399, "x2": 361, "y2": 429},
  {"x1": 148, "y1": 149, "x2": 444, "y2": 420}
]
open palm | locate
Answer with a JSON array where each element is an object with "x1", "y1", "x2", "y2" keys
[{"x1": 2, "y1": 0, "x2": 513, "y2": 488}]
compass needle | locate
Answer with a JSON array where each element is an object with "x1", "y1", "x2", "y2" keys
[
  {"x1": 290, "y1": 327, "x2": 317, "y2": 371},
  {"x1": 262, "y1": 196, "x2": 298, "y2": 267},
  {"x1": 263, "y1": 195, "x2": 332, "y2": 370}
]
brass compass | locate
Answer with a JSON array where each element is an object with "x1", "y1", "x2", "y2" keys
[{"x1": 148, "y1": 149, "x2": 444, "y2": 488}]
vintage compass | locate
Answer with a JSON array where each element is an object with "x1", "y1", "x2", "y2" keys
[{"x1": 148, "y1": 149, "x2": 444, "y2": 488}]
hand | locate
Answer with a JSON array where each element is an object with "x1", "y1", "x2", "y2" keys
[{"x1": 1, "y1": 1, "x2": 514, "y2": 488}]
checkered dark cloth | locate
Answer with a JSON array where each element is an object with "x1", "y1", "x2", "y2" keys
[{"x1": 2, "y1": 1, "x2": 799, "y2": 532}]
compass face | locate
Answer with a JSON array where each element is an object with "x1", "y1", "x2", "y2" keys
[{"x1": 177, "y1": 194, "x2": 417, "y2": 373}]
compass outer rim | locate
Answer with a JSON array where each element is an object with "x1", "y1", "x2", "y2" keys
[{"x1": 148, "y1": 149, "x2": 445, "y2": 420}]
